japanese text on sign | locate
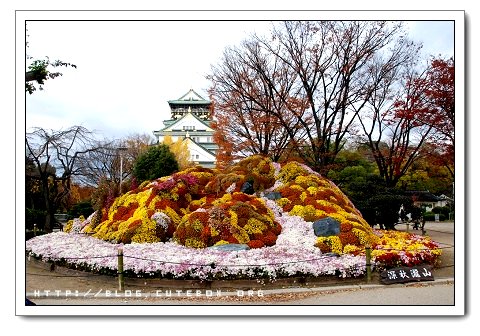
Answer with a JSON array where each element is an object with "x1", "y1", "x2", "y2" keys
[{"x1": 380, "y1": 265, "x2": 434, "y2": 284}]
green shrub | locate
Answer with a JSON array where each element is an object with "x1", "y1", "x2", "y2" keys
[
  {"x1": 432, "y1": 206, "x2": 451, "y2": 217},
  {"x1": 368, "y1": 194, "x2": 413, "y2": 230},
  {"x1": 68, "y1": 200, "x2": 94, "y2": 218},
  {"x1": 133, "y1": 144, "x2": 179, "y2": 183},
  {"x1": 424, "y1": 212, "x2": 446, "y2": 221}
]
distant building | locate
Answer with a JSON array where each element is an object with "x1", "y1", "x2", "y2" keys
[
  {"x1": 153, "y1": 89, "x2": 218, "y2": 168},
  {"x1": 404, "y1": 190, "x2": 453, "y2": 212}
]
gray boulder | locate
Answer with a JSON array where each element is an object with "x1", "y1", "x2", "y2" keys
[
  {"x1": 240, "y1": 181, "x2": 254, "y2": 194},
  {"x1": 263, "y1": 191, "x2": 282, "y2": 200},
  {"x1": 312, "y1": 217, "x2": 341, "y2": 237},
  {"x1": 208, "y1": 243, "x2": 250, "y2": 251}
]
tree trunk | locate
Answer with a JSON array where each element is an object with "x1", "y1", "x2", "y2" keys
[{"x1": 42, "y1": 182, "x2": 52, "y2": 233}]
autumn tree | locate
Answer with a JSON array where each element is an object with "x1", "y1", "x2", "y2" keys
[
  {"x1": 398, "y1": 154, "x2": 454, "y2": 196},
  {"x1": 209, "y1": 37, "x2": 304, "y2": 166},
  {"x1": 163, "y1": 135, "x2": 194, "y2": 170},
  {"x1": 209, "y1": 21, "x2": 418, "y2": 174},
  {"x1": 422, "y1": 57, "x2": 454, "y2": 142},
  {"x1": 355, "y1": 36, "x2": 443, "y2": 188},
  {"x1": 417, "y1": 57, "x2": 455, "y2": 177},
  {"x1": 25, "y1": 126, "x2": 102, "y2": 232}
]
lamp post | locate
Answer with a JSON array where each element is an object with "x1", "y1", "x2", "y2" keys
[{"x1": 117, "y1": 146, "x2": 128, "y2": 194}]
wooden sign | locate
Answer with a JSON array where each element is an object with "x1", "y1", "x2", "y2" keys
[{"x1": 380, "y1": 265, "x2": 434, "y2": 285}]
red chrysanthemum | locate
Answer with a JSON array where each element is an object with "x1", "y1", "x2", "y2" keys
[{"x1": 248, "y1": 240, "x2": 265, "y2": 249}]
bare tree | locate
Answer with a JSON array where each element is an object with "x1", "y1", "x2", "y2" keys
[
  {"x1": 25, "y1": 126, "x2": 102, "y2": 231},
  {"x1": 263, "y1": 21, "x2": 416, "y2": 173},
  {"x1": 209, "y1": 38, "x2": 305, "y2": 165},
  {"x1": 209, "y1": 21, "x2": 416, "y2": 174},
  {"x1": 78, "y1": 133, "x2": 152, "y2": 189}
]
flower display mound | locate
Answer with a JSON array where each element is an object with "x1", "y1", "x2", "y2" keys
[
  {"x1": 78, "y1": 156, "x2": 282, "y2": 247},
  {"x1": 67, "y1": 155, "x2": 378, "y2": 253},
  {"x1": 82, "y1": 166, "x2": 215, "y2": 244},
  {"x1": 27, "y1": 155, "x2": 443, "y2": 280},
  {"x1": 273, "y1": 161, "x2": 378, "y2": 254}
]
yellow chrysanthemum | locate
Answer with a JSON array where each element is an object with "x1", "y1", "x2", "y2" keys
[
  {"x1": 63, "y1": 220, "x2": 74, "y2": 233},
  {"x1": 231, "y1": 222, "x2": 250, "y2": 244},
  {"x1": 191, "y1": 219, "x2": 204, "y2": 232},
  {"x1": 229, "y1": 210, "x2": 238, "y2": 227},
  {"x1": 277, "y1": 198, "x2": 291, "y2": 207},
  {"x1": 244, "y1": 218, "x2": 267, "y2": 234},
  {"x1": 163, "y1": 206, "x2": 181, "y2": 226},
  {"x1": 327, "y1": 236, "x2": 343, "y2": 254},
  {"x1": 276, "y1": 161, "x2": 309, "y2": 183},
  {"x1": 131, "y1": 219, "x2": 159, "y2": 244},
  {"x1": 343, "y1": 244, "x2": 362, "y2": 254},
  {"x1": 352, "y1": 228, "x2": 371, "y2": 246},
  {"x1": 185, "y1": 238, "x2": 207, "y2": 249},
  {"x1": 210, "y1": 226, "x2": 219, "y2": 237},
  {"x1": 212, "y1": 193, "x2": 232, "y2": 206}
]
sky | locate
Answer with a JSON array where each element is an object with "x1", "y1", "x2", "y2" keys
[{"x1": 23, "y1": 15, "x2": 457, "y2": 143}]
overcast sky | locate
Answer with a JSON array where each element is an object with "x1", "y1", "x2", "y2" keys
[{"x1": 23, "y1": 17, "x2": 456, "y2": 142}]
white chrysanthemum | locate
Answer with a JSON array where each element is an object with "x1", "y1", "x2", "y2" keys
[
  {"x1": 151, "y1": 212, "x2": 171, "y2": 230},
  {"x1": 25, "y1": 197, "x2": 369, "y2": 280},
  {"x1": 225, "y1": 182, "x2": 236, "y2": 193}
]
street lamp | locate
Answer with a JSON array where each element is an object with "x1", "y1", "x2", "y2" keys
[{"x1": 117, "y1": 146, "x2": 128, "y2": 194}]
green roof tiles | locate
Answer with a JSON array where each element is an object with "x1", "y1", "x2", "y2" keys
[{"x1": 168, "y1": 89, "x2": 210, "y2": 105}]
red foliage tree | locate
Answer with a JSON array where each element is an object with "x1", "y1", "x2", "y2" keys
[
  {"x1": 360, "y1": 56, "x2": 455, "y2": 187},
  {"x1": 358, "y1": 54, "x2": 436, "y2": 187},
  {"x1": 418, "y1": 57, "x2": 455, "y2": 177},
  {"x1": 423, "y1": 57, "x2": 454, "y2": 142}
]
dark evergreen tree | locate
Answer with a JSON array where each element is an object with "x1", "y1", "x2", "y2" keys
[{"x1": 133, "y1": 144, "x2": 179, "y2": 183}]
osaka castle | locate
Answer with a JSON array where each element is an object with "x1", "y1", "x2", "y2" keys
[{"x1": 153, "y1": 89, "x2": 218, "y2": 168}]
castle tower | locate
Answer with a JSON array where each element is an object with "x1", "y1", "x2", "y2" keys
[{"x1": 153, "y1": 89, "x2": 218, "y2": 168}]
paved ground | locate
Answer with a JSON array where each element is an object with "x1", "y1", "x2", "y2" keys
[{"x1": 24, "y1": 221, "x2": 457, "y2": 308}]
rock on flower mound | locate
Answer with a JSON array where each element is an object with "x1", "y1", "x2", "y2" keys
[{"x1": 70, "y1": 155, "x2": 377, "y2": 253}]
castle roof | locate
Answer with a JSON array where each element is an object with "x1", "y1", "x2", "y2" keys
[{"x1": 168, "y1": 89, "x2": 210, "y2": 106}]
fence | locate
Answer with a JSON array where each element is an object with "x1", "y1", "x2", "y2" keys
[{"x1": 26, "y1": 243, "x2": 454, "y2": 291}]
